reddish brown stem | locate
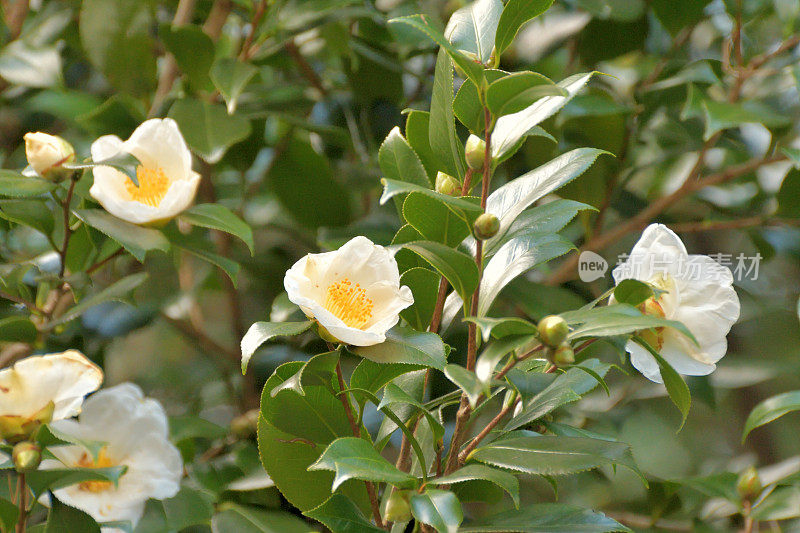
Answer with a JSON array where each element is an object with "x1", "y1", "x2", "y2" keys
[{"x1": 458, "y1": 398, "x2": 520, "y2": 463}]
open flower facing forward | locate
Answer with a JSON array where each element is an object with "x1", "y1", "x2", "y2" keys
[
  {"x1": 90, "y1": 118, "x2": 200, "y2": 226},
  {"x1": 42, "y1": 383, "x2": 182, "y2": 530},
  {"x1": 613, "y1": 224, "x2": 740, "y2": 383},
  {"x1": 0, "y1": 351, "x2": 103, "y2": 443},
  {"x1": 284, "y1": 236, "x2": 414, "y2": 346}
]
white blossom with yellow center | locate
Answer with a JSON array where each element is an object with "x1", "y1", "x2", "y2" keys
[
  {"x1": 41, "y1": 384, "x2": 182, "y2": 531},
  {"x1": 89, "y1": 118, "x2": 200, "y2": 226},
  {"x1": 613, "y1": 224, "x2": 740, "y2": 383},
  {"x1": 284, "y1": 236, "x2": 414, "y2": 346},
  {"x1": 0, "y1": 351, "x2": 103, "y2": 442}
]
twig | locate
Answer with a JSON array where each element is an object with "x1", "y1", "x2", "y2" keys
[
  {"x1": 605, "y1": 511, "x2": 693, "y2": 532},
  {"x1": 148, "y1": 0, "x2": 198, "y2": 117},
  {"x1": 0, "y1": 290, "x2": 42, "y2": 315},
  {"x1": 202, "y1": 0, "x2": 232, "y2": 41},
  {"x1": 4, "y1": 0, "x2": 28, "y2": 41},
  {"x1": 86, "y1": 248, "x2": 124, "y2": 275},
  {"x1": 458, "y1": 398, "x2": 519, "y2": 463},
  {"x1": 57, "y1": 175, "x2": 79, "y2": 278},
  {"x1": 285, "y1": 39, "x2": 328, "y2": 97},
  {"x1": 15, "y1": 473, "x2": 26, "y2": 533},
  {"x1": 335, "y1": 361, "x2": 386, "y2": 530},
  {"x1": 238, "y1": 0, "x2": 267, "y2": 61}
]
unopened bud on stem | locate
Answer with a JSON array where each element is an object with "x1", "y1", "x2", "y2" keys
[
  {"x1": 538, "y1": 315, "x2": 568, "y2": 348},
  {"x1": 737, "y1": 466, "x2": 762, "y2": 500},
  {"x1": 473, "y1": 213, "x2": 499, "y2": 240},
  {"x1": 465, "y1": 135, "x2": 487, "y2": 170},
  {"x1": 24, "y1": 132, "x2": 75, "y2": 180},
  {"x1": 12, "y1": 441, "x2": 41, "y2": 473},
  {"x1": 552, "y1": 343, "x2": 575, "y2": 366},
  {"x1": 435, "y1": 171, "x2": 460, "y2": 196}
]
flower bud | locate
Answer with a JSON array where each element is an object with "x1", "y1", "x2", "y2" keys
[
  {"x1": 12, "y1": 442, "x2": 41, "y2": 473},
  {"x1": 737, "y1": 466, "x2": 762, "y2": 500},
  {"x1": 637, "y1": 297, "x2": 666, "y2": 350},
  {"x1": 538, "y1": 315, "x2": 568, "y2": 348},
  {"x1": 435, "y1": 171, "x2": 460, "y2": 196},
  {"x1": 0, "y1": 401, "x2": 54, "y2": 444},
  {"x1": 473, "y1": 213, "x2": 500, "y2": 240},
  {"x1": 384, "y1": 490, "x2": 412, "y2": 522},
  {"x1": 24, "y1": 132, "x2": 75, "y2": 180},
  {"x1": 488, "y1": 47, "x2": 499, "y2": 69},
  {"x1": 552, "y1": 343, "x2": 575, "y2": 366},
  {"x1": 465, "y1": 135, "x2": 486, "y2": 170}
]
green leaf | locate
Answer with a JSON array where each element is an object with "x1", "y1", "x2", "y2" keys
[
  {"x1": 168, "y1": 99, "x2": 252, "y2": 162},
  {"x1": 506, "y1": 359, "x2": 610, "y2": 430},
  {"x1": 380, "y1": 179, "x2": 483, "y2": 217},
  {"x1": 353, "y1": 326, "x2": 447, "y2": 370},
  {"x1": 465, "y1": 317, "x2": 538, "y2": 342},
  {"x1": 399, "y1": 267, "x2": 440, "y2": 331},
  {"x1": 702, "y1": 99, "x2": 789, "y2": 141},
  {"x1": 45, "y1": 494, "x2": 100, "y2": 533},
  {"x1": 634, "y1": 338, "x2": 691, "y2": 428},
  {"x1": 74, "y1": 209, "x2": 169, "y2": 262},
  {"x1": 487, "y1": 72, "x2": 567, "y2": 118},
  {"x1": 309, "y1": 437, "x2": 417, "y2": 491},
  {"x1": 46, "y1": 272, "x2": 148, "y2": 329},
  {"x1": 379, "y1": 382, "x2": 444, "y2": 441},
  {"x1": 159, "y1": 487, "x2": 215, "y2": 530},
  {"x1": 270, "y1": 351, "x2": 339, "y2": 397},
  {"x1": 494, "y1": 0, "x2": 554, "y2": 55},
  {"x1": 492, "y1": 73, "x2": 596, "y2": 159},
  {"x1": 429, "y1": 49, "x2": 467, "y2": 179},
  {"x1": 454, "y1": 70, "x2": 506, "y2": 133},
  {"x1": 305, "y1": 494, "x2": 384, "y2": 533},
  {"x1": 478, "y1": 233, "x2": 575, "y2": 316},
  {"x1": 241, "y1": 321, "x2": 314, "y2": 373},
  {"x1": 0, "y1": 171, "x2": 57, "y2": 197},
  {"x1": 379, "y1": 127, "x2": 431, "y2": 188},
  {"x1": 79, "y1": 0, "x2": 155, "y2": 96},
  {"x1": 569, "y1": 311, "x2": 696, "y2": 346},
  {"x1": 210, "y1": 58, "x2": 258, "y2": 114},
  {"x1": 485, "y1": 148, "x2": 608, "y2": 248},
  {"x1": 444, "y1": 364, "x2": 484, "y2": 408},
  {"x1": 405, "y1": 110, "x2": 439, "y2": 180},
  {"x1": 0, "y1": 199, "x2": 54, "y2": 236},
  {"x1": 751, "y1": 486, "x2": 800, "y2": 521},
  {"x1": 410, "y1": 489, "x2": 463, "y2": 533},
  {"x1": 468, "y1": 435, "x2": 644, "y2": 482},
  {"x1": 612, "y1": 279, "x2": 653, "y2": 307},
  {"x1": 0, "y1": 497, "x2": 18, "y2": 533},
  {"x1": 461, "y1": 503, "x2": 630, "y2": 532},
  {"x1": 651, "y1": 0, "x2": 711, "y2": 35},
  {"x1": 389, "y1": 15, "x2": 485, "y2": 88},
  {"x1": 266, "y1": 135, "x2": 352, "y2": 229},
  {"x1": 403, "y1": 241, "x2": 479, "y2": 304},
  {"x1": 212, "y1": 505, "x2": 312, "y2": 533},
  {"x1": 27, "y1": 466, "x2": 127, "y2": 496},
  {"x1": 403, "y1": 192, "x2": 478, "y2": 247},
  {"x1": 444, "y1": 0, "x2": 504, "y2": 64},
  {"x1": 0, "y1": 316, "x2": 36, "y2": 343},
  {"x1": 742, "y1": 390, "x2": 800, "y2": 442},
  {"x1": 350, "y1": 359, "x2": 423, "y2": 397},
  {"x1": 474, "y1": 334, "x2": 538, "y2": 383},
  {"x1": 433, "y1": 464, "x2": 520, "y2": 508},
  {"x1": 161, "y1": 25, "x2": 214, "y2": 91},
  {"x1": 179, "y1": 203, "x2": 254, "y2": 254}
]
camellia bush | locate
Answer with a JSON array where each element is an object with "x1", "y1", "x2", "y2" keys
[{"x1": 0, "y1": 0, "x2": 799, "y2": 532}]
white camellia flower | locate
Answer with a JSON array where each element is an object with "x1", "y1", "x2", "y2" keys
[
  {"x1": 24, "y1": 132, "x2": 75, "y2": 178},
  {"x1": 42, "y1": 383, "x2": 183, "y2": 531},
  {"x1": 613, "y1": 224, "x2": 740, "y2": 383},
  {"x1": 284, "y1": 236, "x2": 414, "y2": 346},
  {"x1": 89, "y1": 118, "x2": 200, "y2": 226},
  {"x1": 0, "y1": 350, "x2": 103, "y2": 443}
]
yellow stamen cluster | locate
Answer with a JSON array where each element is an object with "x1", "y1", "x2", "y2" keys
[
  {"x1": 124, "y1": 166, "x2": 170, "y2": 207},
  {"x1": 324, "y1": 278, "x2": 373, "y2": 329},
  {"x1": 76, "y1": 447, "x2": 115, "y2": 493},
  {"x1": 638, "y1": 297, "x2": 666, "y2": 351}
]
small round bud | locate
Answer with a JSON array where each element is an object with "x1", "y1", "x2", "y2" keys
[
  {"x1": 384, "y1": 490, "x2": 412, "y2": 522},
  {"x1": 552, "y1": 343, "x2": 575, "y2": 366},
  {"x1": 488, "y1": 47, "x2": 499, "y2": 69},
  {"x1": 464, "y1": 135, "x2": 486, "y2": 170},
  {"x1": 435, "y1": 172, "x2": 460, "y2": 196},
  {"x1": 231, "y1": 409, "x2": 259, "y2": 439},
  {"x1": 737, "y1": 466, "x2": 762, "y2": 500},
  {"x1": 473, "y1": 213, "x2": 500, "y2": 240},
  {"x1": 23, "y1": 132, "x2": 75, "y2": 180},
  {"x1": 12, "y1": 442, "x2": 41, "y2": 473},
  {"x1": 538, "y1": 315, "x2": 568, "y2": 348}
]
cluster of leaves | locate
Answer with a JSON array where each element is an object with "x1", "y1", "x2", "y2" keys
[{"x1": 0, "y1": 0, "x2": 799, "y2": 532}]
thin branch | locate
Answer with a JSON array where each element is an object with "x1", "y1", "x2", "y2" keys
[
  {"x1": 458, "y1": 398, "x2": 519, "y2": 463},
  {"x1": 238, "y1": 0, "x2": 267, "y2": 61},
  {"x1": 57, "y1": 175, "x2": 79, "y2": 278},
  {"x1": 4, "y1": 0, "x2": 28, "y2": 40},
  {"x1": 14, "y1": 473, "x2": 26, "y2": 533},
  {"x1": 86, "y1": 248, "x2": 124, "y2": 275},
  {"x1": 148, "y1": 0, "x2": 198, "y2": 117},
  {"x1": 0, "y1": 290, "x2": 42, "y2": 315},
  {"x1": 285, "y1": 39, "x2": 328, "y2": 97}
]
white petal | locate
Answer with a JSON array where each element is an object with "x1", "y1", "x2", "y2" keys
[
  {"x1": 309, "y1": 303, "x2": 386, "y2": 346},
  {"x1": 612, "y1": 223, "x2": 688, "y2": 283},
  {"x1": 148, "y1": 172, "x2": 201, "y2": 221},
  {"x1": 0, "y1": 351, "x2": 103, "y2": 420},
  {"x1": 90, "y1": 135, "x2": 124, "y2": 162},
  {"x1": 323, "y1": 236, "x2": 402, "y2": 287},
  {"x1": 660, "y1": 333, "x2": 718, "y2": 376},
  {"x1": 123, "y1": 118, "x2": 192, "y2": 180},
  {"x1": 626, "y1": 340, "x2": 663, "y2": 383}
]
